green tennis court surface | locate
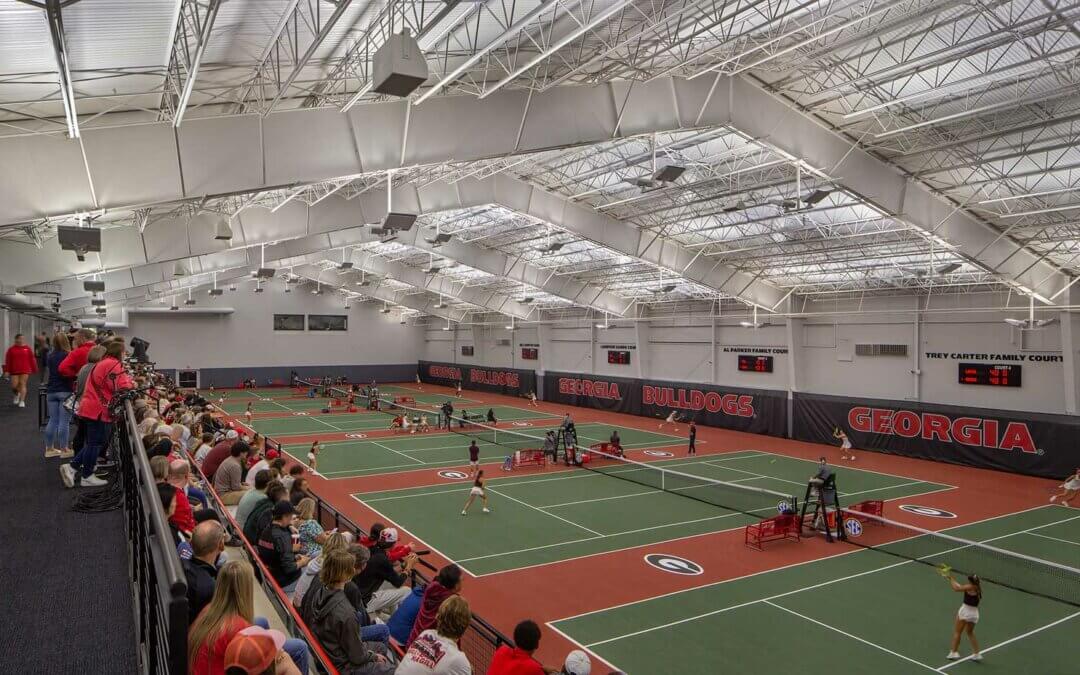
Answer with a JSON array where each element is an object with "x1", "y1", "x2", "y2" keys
[
  {"x1": 553, "y1": 506, "x2": 1080, "y2": 675},
  {"x1": 289, "y1": 423, "x2": 684, "y2": 479},
  {"x1": 246, "y1": 404, "x2": 558, "y2": 437},
  {"x1": 352, "y1": 451, "x2": 951, "y2": 576},
  {"x1": 212, "y1": 393, "x2": 483, "y2": 414}
]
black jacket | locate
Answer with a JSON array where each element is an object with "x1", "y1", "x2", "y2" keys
[
  {"x1": 300, "y1": 578, "x2": 377, "y2": 672},
  {"x1": 243, "y1": 497, "x2": 275, "y2": 544},
  {"x1": 351, "y1": 546, "x2": 406, "y2": 604},
  {"x1": 182, "y1": 556, "x2": 218, "y2": 623},
  {"x1": 257, "y1": 523, "x2": 303, "y2": 588}
]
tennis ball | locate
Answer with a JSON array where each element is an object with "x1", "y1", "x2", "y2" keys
[{"x1": 770, "y1": 459, "x2": 776, "y2": 464}]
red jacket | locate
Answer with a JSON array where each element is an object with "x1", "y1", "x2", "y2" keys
[
  {"x1": 58, "y1": 341, "x2": 93, "y2": 378},
  {"x1": 486, "y1": 646, "x2": 546, "y2": 675},
  {"x1": 77, "y1": 357, "x2": 134, "y2": 423},
  {"x1": 3, "y1": 344, "x2": 37, "y2": 375},
  {"x1": 169, "y1": 485, "x2": 195, "y2": 534}
]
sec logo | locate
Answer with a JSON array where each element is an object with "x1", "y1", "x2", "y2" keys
[
  {"x1": 776, "y1": 501, "x2": 791, "y2": 514},
  {"x1": 438, "y1": 470, "x2": 469, "y2": 480},
  {"x1": 644, "y1": 554, "x2": 703, "y2": 576},
  {"x1": 843, "y1": 518, "x2": 864, "y2": 537}
]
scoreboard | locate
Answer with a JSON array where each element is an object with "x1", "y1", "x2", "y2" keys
[
  {"x1": 607, "y1": 350, "x2": 632, "y2": 365},
  {"x1": 958, "y1": 363, "x2": 1021, "y2": 387},
  {"x1": 737, "y1": 354, "x2": 774, "y2": 373}
]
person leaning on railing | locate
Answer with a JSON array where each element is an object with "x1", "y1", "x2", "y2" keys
[{"x1": 60, "y1": 337, "x2": 134, "y2": 489}]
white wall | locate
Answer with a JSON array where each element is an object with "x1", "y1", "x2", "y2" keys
[
  {"x1": 126, "y1": 291, "x2": 423, "y2": 369},
  {"x1": 423, "y1": 291, "x2": 1077, "y2": 416}
]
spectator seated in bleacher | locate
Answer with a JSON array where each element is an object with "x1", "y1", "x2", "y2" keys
[
  {"x1": 243, "y1": 480, "x2": 287, "y2": 545},
  {"x1": 560, "y1": 650, "x2": 591, "y2": 675},
  {"x1": 187, "y1": 560, "x2": 309, "y2": 675},
  {"x1": 166, "y1": 459, "x2": 198, "y2": 535},
  {"x1": 157, "y1": 483, "x2": 190, "y2": 559},
  {"x1": 236, "y1": 470, "x2": 273, "y2": 531},
  {"x1": 223, "y1": 625, "x2": 302, "y2": 675},
  {"x1": 407, "y1": 564, "x2": 463, "y2": 647},
  {"x1": 201, "y1": 429, "x2": 240, "y2": 478},
  {"x1": 395, "y1": 595, "x2": 473, "y2": 675},
  {"x1": 299, "y1": 550, "x2": 395, "y2": 675},
  {"x1": 289, "y1": 477, "x2": 312, "y2": 507},
  {"x1": 342, "y1": 544, "x2": 391, "y2": 647},
  {"x1": 215, "y1": 441, "x2": 253, "y2": 505},
  {"x1": 295, "y1": 498, "x2": 330, "y2": 559},
  {"x1": 351, "y1": 527, "x2": 418, "y2": 619},
  {"x1": 487, "y1": 620, "x2": 554, "y2": 675},
  {"x1": 385, "y1": 585, "x2": 423, "y2": 647},
  {"x1": 184, "y1": 520, "x2": 227, "y2": 623},
  {"x1": 281, "y1": 465, "x2": 305, "y2": 493},
  {"x1": 292, "y1": 531, "x2": 352, "y2": 609},
  {"x1": 257, "y1": 501, "x2": 311, "y2": 594}
]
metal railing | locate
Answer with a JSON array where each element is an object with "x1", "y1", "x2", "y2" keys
[
  {"x1": 38, "y1": 384, "x2": 47, "y2": 427},
  {"x1": 118, "y1": 399, "x2": 189, "y2": 675},
  {"x1": 309, "y1": 483, "x2": 515, "y2": 672}
]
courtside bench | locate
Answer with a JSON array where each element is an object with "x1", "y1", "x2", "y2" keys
[{"x1": 745, "y1": 513, "x2": 801, "y2": 550}]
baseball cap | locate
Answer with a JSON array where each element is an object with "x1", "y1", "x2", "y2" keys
[
  {"x1": 266, "y1": 449, "x2": 280, "y2": 460},
  {"x1": 563, "y1": 650, "x2": 591, "y2": 675},
  {"x1": 272, "y1": 501, "x2": 296, "y2": 518},
  {"x1": 223, "y1": 625, "x2": 286, "y2": 674},
  {"x1": 225, "y1": 429, "x2": 239, "y2": 439},
  {"x1": 379, "y1": 527, "x2": 399, "y2": 544}
]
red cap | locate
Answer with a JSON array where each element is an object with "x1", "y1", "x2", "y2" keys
[{"x1": 223, "y1": 626, "x2": 285, "y2": 674}]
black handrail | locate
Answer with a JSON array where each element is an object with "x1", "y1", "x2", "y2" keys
[{"x1": 118, "y1": 399, "x2": 189, "y2": 675}]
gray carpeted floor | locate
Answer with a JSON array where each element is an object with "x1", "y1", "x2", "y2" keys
[{"x1": 0, "y1": 378, "x2": 138, "y2": 673}]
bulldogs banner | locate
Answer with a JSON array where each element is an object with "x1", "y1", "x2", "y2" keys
[
  {"x1": 543, "y1": 371, "x2": 786, "y2": 436},
  {"x1": 793, "y1": 392, "x2": 1080, "y2": 479},
  {"x1": 418, "y1": 360, "x2": 536, "y2": 398}
]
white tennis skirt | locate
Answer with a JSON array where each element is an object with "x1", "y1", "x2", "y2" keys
[
  {"x1": 957, "y1": 604, "x2": 979, "y2": 624},
  {"x1": 841, "y1": 439, "x2": 852, "y2": 449},
  {"x1": 470, "y1": 487, "x2": 485, "y2": 497},
  {"x1": 307, "y1": 452, "x2": 316, "y2": 462},
  {"x1": 1065, "y1": 478, "x2": 1080, "y2": 491}
]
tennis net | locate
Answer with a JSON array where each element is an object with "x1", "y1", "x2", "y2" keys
[
  {"x1": 447, "y1": 415, "x2": 550, "y2": 453},
  {"x1": 583, "y1": 448, "x2": 798, "y2": 518},
  {"x1": 838, "y1": 509, "x2": 1080, "y2": 607}
]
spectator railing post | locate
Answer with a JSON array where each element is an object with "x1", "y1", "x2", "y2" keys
[{"x1": 38, "y1": 384, "x2": 47, "y2": 427}]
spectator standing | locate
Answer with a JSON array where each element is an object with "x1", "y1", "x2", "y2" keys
[
  {"x1": 43, "y1": 332, "x2": 75, "y2": 458},
  {"x1": 57, "y1": 328, "x2": 96, "y2": 380},
  {"x1": 67, "y1": 344, "x2": 105, "y2": 459},
  {"x1": 60, "y1": 338, "x2": 134, "y2": 488},
  {"x1": 407, "y1": 564, "x2": 463, "y2": 647},
  {"x1": 3, "y1": 333, "x2": 37, "y2": 407},
  {"x1": 214, "y1": 441, "x2": 252, "y2": 505},
  {"x1": 486, "y1": 620, "x2": 553, "y2": 675},
  {"x1": 257, "y1": 501, "x2": 310, "y2": 593},
  {"x1": 299, "y1": 550, "x2": 394, "y2": 675},
  {"x1": 396, "y1": 595, "x2": 473, "y2": 675}
]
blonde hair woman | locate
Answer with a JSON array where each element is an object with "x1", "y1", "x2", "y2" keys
[
  {"x1": 295, "y1": 497, "x2": 330, "y2": 559},
  {"x1": 188, "y1": 560, "x2": 309, "y2": 675},
  {"x1": 292, "y1": 530, "x2": 350, "y2": 607}
]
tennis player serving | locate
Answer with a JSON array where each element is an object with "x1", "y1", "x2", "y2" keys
[
  {"x1": 941, "y1": 566, "x2": 982, "y2": 662},
  {"x1": 461, "y1": 470, "x2": 490, "y2": 515}
]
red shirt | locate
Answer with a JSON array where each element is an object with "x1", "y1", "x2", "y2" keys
[
  {"x1": 200, "y1": 440, "x2": 235, "y2": 480},
  {"x1": 189, "y1": 613, "x2": 250, "y2": 675},
  {"x1": 76, "y1": 357, "x2": 134, "y2": 423},
  {"x1": 486, "y1": 646, "x2": 546, "y2": 675},
  {"x1": 169, "y1": 485, "x2": 195, "y2": 533},
  {"x1": 3, "y1": 344, "x2": 37, "y2": 375},
  {"x1": 58, "y1": 341, "x2": 93, "y2": 378}
]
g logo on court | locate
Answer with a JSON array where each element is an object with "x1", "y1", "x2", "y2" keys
[
  {"x1": 511, "y1": 422, "x2": 533, "y2": 427},
  {"x1": 899, "y1": 505, "x2": 957, "y2": 519},
  {"x1": 644, "y1": 554, "x2": 703, "y2": 576},
  {"x1": 292, "y1": 412, "x2": 308, "y2": 416},
  {"x1": 345, "y1": 433, "x2": 367, "y2": 439},
  {"x1": 260, "y1": 397, "x2": 272, "y2": 401},
  {"x1": 843, "y1": 518, "x2": 864, "y2": 538},
  {"x1": 438, "y1": 470, "x2": 469, "y2": 480},
  {"x1": 643, "y1": 450, "x2": 674, "y2": 458}
]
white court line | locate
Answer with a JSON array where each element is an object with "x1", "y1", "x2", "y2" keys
[
  {"x1": 358, "y1": 451, "x2": 768, "y2": 500},
  {"x1": 938, "y1": 610, "x2": 1080, "y2": 669},
  {"x1": 764, "y1": 600, "x2": 943, "y2": 673},
  {"x1": 715, "y1": 452, "x2": 958, "y2": 491},
  {"x1": 486, "y1": 487, "x2": 605, "y2": 536},
  {"x1": 348, "y1": 494, "x2": 478, "y2": 578},
  {"x1": 1023, "y1": 531, "x2": 1080, "y2": 548},
  {"x1": 456, "y1": 480, "x2": 939, "y2": 566},
  {"x1": 552, "y1": 504, "x2": 1067, "y2": 624},
  {"x1": 541, "y1": 489, "x2": 663, "y2": 509},
  {"x1": 581, "y1": 510, "x2": 1080, "y2": 648},
  {"x1": 370, "y1": 440, "x2": 425, "y2": 466},
  {"x1": 703, "y1": 460, "x2": 807, "y2": 487}
]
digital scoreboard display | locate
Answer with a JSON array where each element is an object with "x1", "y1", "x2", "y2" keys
[
  {"x1": 738, "y1": 355, "x2": 774, "y2": 373},
  {"x1": 521, "y1": 347, "x2": 538, "y2": 360},
  {"x1": 607, "y1": 350, "x2": 632, "y2": 365},
  {"x1": 958, "y1": 363, "x2": 1021, "y2": 387}
]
